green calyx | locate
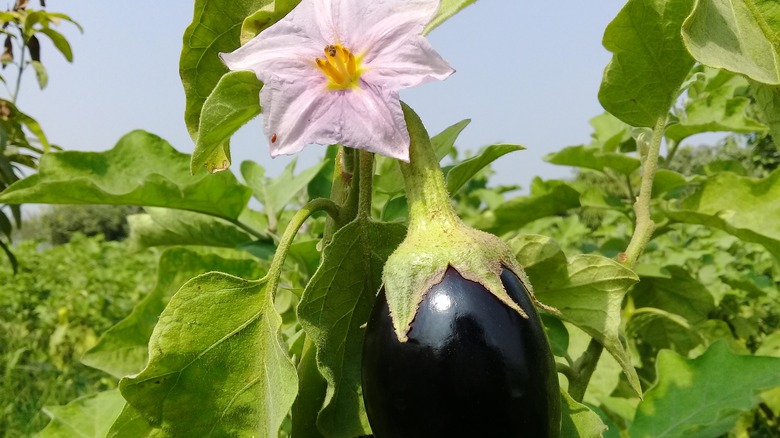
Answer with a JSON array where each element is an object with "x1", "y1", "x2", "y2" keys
[{"x1": 382, "y1": 103, "x2": 550, "y2": 342}]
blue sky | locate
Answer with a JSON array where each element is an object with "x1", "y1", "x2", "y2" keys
[{"x1": 18, "y1": 1, "x2": 625, "y2": 190}]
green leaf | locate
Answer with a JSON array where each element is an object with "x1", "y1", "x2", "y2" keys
[
  {"x1": 599, "y1": 0, "x2": 696, "y2": 127},
  {"x1": 682, "y1": 0, "x2": 780, "y2": 85},
  {"x1": 560, "y1": 391, "x2": 608, "y2": 438},
  {"x1": 751, "y1": 81, "x2": 780, "y2": 150},
  {"x1": 510, "y1": 234, "x2": 642, "y2": 395},
  {"x1": 192, "y1": 70, "x2": 262, "y2": 173},
  {"x1": 181, "y1": 0, "x2": 276, "y2": 140},
  {"x1": 632, "y1": 265, "x2": 715, "y2": 324},
  {"x1": 545, "y1": 145, "x2": 641, "y2": 175},
  {"x1": 588, "y1": 112, "x2": 635, "y2": 153},
  {"x1": 445, "y1": 144, "x2": 524, "y2": 194},
  {"x1": 297, "y1": 220, "x2": 406, "y2": 437},
  {"x1": 480, "y1": 178, "x2": 581, "y2": 235},
  {"x1": 290, "y1": 339, "x2": 327, "y2": 438},
  {"x1": 120, "y1": 272, "x2": 297, "y2": 437},
  {"x1": 38, "y1": 390, "x2": 126, "y2": 438},
  {"x1": 127, "y1": 207, "x2": 255, "y2": 251},
  {"x1": 424, "y1": 0, "x2": 476, "y2": 34},
  {"x1": 666, "y1": 68, "x2": 768, "y2": 142},
  {"x1": 652, "y1": 169, "x2": 687, "y2": 197},
  {"x1": 630, "y1": 341, "x2": 780, "y2": 437},
  {"x1": 242, "y1": 159, "x2": 327, "y2": 221},
  {"x1": 31, "y1": 60, "x2": 47, "y2": 89},
  {"x1": 0, "y1": 130, "x2": 252, "y2": 220},
  {"x1": 107, "y1": 404, "x2": 158, "y2": 438},
  {"x1": 665, "y1": 169, "x2": 780, "y2": 261},
  {"x1": 82, "y1": 247, "x2": 265, "y2": 378},
  {"x1": 38, "y1": 27, "x2": 73, "y2": 62}
]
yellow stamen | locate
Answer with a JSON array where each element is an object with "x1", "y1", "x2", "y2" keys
[{"x1": 315, "y1": 44, "x2": 362, "y2": 90}]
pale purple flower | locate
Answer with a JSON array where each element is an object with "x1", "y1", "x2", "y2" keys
[{"x1": 220, "y1": 0, "x2": 454, "y2": 161}]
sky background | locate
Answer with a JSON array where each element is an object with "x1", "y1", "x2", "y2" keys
[{"x1": 17, "y1": 0, "x2": 626, "y2": 191}]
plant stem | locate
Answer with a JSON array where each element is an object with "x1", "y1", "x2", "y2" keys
[
  {"x1": 621, "y1": 116, "x2": 665, "y2": 267},
  {"x1": 357, "y1": 150, "x2": 374, "y2": 219},
  {"x1": 664, "y1": 138, "x2": 679, "y2": 167},
  {"x1": 12, "y1": 35, "x2": 26, "y2": 104},
  {"x1": 568, "y1": 337, "x2": 604, "y2": 402},
  {"x1": 266, "y1": 198, "x2": 340, "y2": 297},
  {"x1": 397, "y1": 103, "x2": 459, "y2": 231},
  {"x1": 569, "y1": 116, "x2": 667, "y2": 403}
]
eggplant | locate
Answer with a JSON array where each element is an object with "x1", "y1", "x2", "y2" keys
[{"x1": 362, "y1": 266, "x2": 560, "y2": 437}]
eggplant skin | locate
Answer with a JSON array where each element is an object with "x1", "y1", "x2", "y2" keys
[{"x1": 362, "y1": 267, "x2": 561, "y2": 437}]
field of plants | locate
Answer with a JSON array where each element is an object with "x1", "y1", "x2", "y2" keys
[{"x1": 3, "y1": 0, "x2": 780, "y2": 437}]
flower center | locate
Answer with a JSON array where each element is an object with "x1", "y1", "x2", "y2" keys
[{"x1": 316, "y1": 44, "x2": 362, "y2": 90}]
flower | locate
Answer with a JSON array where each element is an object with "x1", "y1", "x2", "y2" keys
[{"x1": 220, "y1": 0, "x2": 454, "y2": 161}]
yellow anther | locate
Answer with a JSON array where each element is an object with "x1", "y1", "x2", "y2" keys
[{"x1": 315, "y1": 44, "x2": 362, "y2": 90}]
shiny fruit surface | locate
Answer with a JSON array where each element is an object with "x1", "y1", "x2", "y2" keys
[{"x1": 362, "y1": 267, "x2": 560, "y2": 437}]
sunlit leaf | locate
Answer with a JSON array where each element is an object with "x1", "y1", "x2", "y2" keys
[
  {"x1": 0, "y1": 130, "x2": 252, "y2": 220},
  {"x1": 560, "y1": 391, "x2": 608, "y2": 438},
  {"x1": 120, "y1": 272, "x2": 297, "y2": 437},
  {"x1": 127, "y1": 207, "x2": 255, "y2": 251},
  {"x1": 479, "y1": 178, "x2": 580, "y2": 235},
  {"x1": 38, "y1": 390, "x2": 125, "y2": 438},
  {"x1": 445, "y1": 144, "x2": 524, "y2": 194},
  {"x1": 82, "y1": 248, "x2": 264, "y2": 378},
  {"x1": 665, "y1": 169, "x2": 780, "y2": 261},
  {"x1": 599, "y1": 0, "x2": 696, "y2": 127},
  {"x1": 297, "y1": 219, "x2": 406, "y2": 437},
  {"x1": 546, "y1": 145, "x2": 640, "y2": 176},
  {"x1": 191, "y1": 70, "x2": 261, "y2": 173},
  {"x1": 630, "y1": 341, "x2": 780, "y2": 437},
  {"x1": 682, "y1": 0, "x2": 780, "y2": 85},
  {"x1": 511, "y1": 234, "x2": 642, "y2": 395},
  {"x1": 424, "y1": 0, "x2": 476, "y2": 34}
]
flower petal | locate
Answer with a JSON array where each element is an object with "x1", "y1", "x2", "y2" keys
[
  {"x1": 337, "y1": 83, "x2": 410, "y2": 161},
  {"x1": 261, "y1": 78, "x2": 409, "y2": 161},
  {"x1": 261, "y1": 79, "x2": 339, "y2": 156},
  {"x1": 362, "y1": 36, "x2": 454, "y2": 90}
]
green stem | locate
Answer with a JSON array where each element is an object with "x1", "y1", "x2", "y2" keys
[
  {"x1": 568, "y1": 338, "x2": 604, "y2": 402},
  {"x1": 664, "y1": 139, "x2": 679, "y2": 167},
  {"x1": 621, "y1": 116, "x2": 665, "y2": 267},
  {"x1": 357, "y1": 149, "x2": 374, "y2": 219},
  {"x1": 12, "y1": 35, "x2": 26, "y2": 104},
  {"x1": 225, "y1": 217, "x2": 273, "y2": 241},
  {"x1": 570, "y1": 116, "x2": 667, "y2": 403},
  {"x1": 323, "y1": 147, "x2": 351, "y2": 244},
  {"x1": 266, "y1": 198, "x2": 340, "y2": 296},
  {"x1": 397, "y1": 103, "x2": 459, "y2": 230}
]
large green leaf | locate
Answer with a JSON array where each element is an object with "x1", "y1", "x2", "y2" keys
[
  {"x1": 511, "y1": 234, "x2": 642, "y2": 395},
  {"x1": 127, "y1": 207, "x2": 255, "y2": 251},
  {"x1": 119, "y1": 272, "x2": 297, "y2": 437},
  {"x1": 38, "y1": 390, "x2": 125, "y2": 438},
  {"x1": 0, "y1": 130, "x2": 252, "y2": 220},
  {"x1": 682, "y1": 0, "x2": 780, "y2": 85},
  {"x1": 665, "y1": 169, "x2": 780, "y2": 261},
  {"x1": 599, "y1": 0, "x2": 696, "y2": 127},
  {"x1": 242, "y1": 159, "x2": 327, "y2": 222},
  {"x1": 297, "y1": 219, "x2": 406, "y2": 437},
  {"x1": 545, "y1": 145, "x2": 640, "y2": 176},
  {"x1": 181, "y1": 0, "x2": 274, "y2": 139},
  {"x1": 630, "y1": 341, "x2": 780, "y2": 437},
  {"x1": 107, "y1": 404, "x2": 157, "y2": 438},
  {"x1": 82, "y1": 248, "x2": 264, "y2": 378},
  {"x1": 191, "y1": 70, "x2": 262, "y2": 173},
  {"x1": 751, "y1": 81, "x2": 780, "y2": 150},
  {"x1": 666, "y1": 68, "x2": 768, "y2": 142},
  {"x1": 479, "y1": 178, "x2": 581, "y2": 235},
  {"x1": 445, "y1": 143, "x2": 524, "y2": 194}
]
